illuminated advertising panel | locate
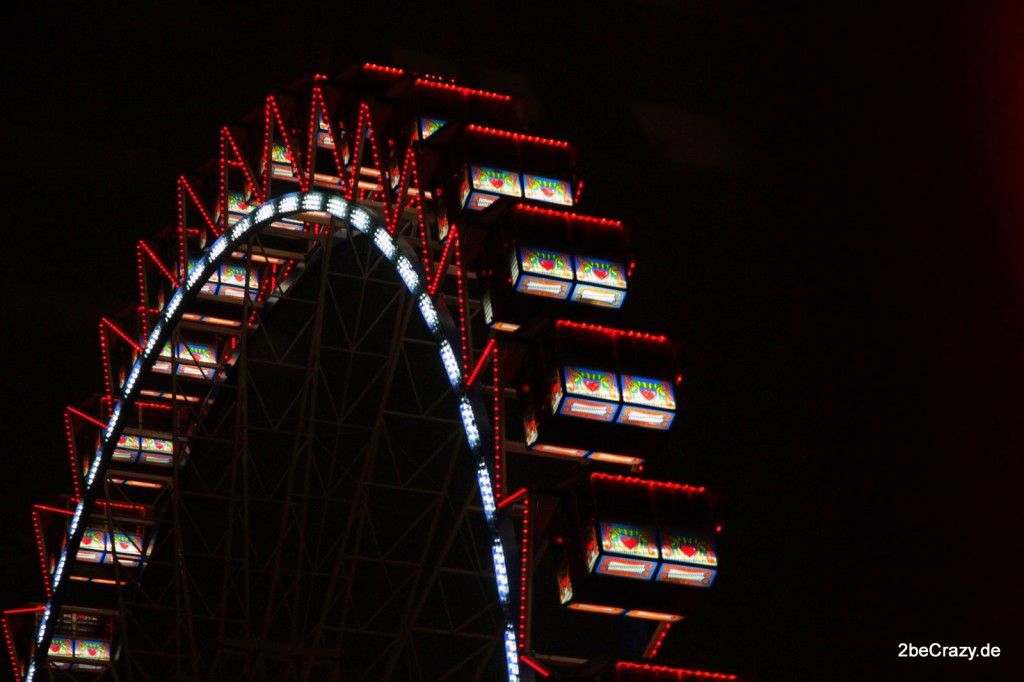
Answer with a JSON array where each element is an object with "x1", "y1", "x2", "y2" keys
[
  {"x1": 574, "y1": 256, "x2": 626, "y2": 288},
  {"x1": 567, "y1": 603, "x2": 625, "y2": 616},
  {"x1": 470, "y1": 166, "x2": 522, "y2": 197},
  {"x1": 523, "y1": 174, "x2": 573, "y2": 206},
  {"x1": 533, "y1": 444, "x2": 587, "y2": 458},
  {"x1": 600, "y1": 522, "x2": 658, "y2": 559},
  {"x1": 516, "y1": 275, "x2": 571, "y2": 299},
  {"x1": 570, "y1": 284, "x2": 626, "y2": 308},
  {"x1": 48, "y1": 637, "x2": 73, "y2": 658},
  {"x1": 621, "y1": 375, "x2": 676, "y2": 410},
  {"x1": 177, "y1": 342, "x2": 216, "y2": 365},
  {"x1": 270, "y1": 143, "x2": 291, "y2": 164},
  {"x1": 519, "y1": 247, "x2": 573, "y2": 280},
  {"x1": 113, "y1": 434, "x2": 173, "y2": 466},
  {"x1": 660, "y1": 530, "x2": 717, "y2": 567},
  {"x1": 595, "y1": 555, "x2": 656, "y2": 580},
  {"x1": 221, "y1": 263, "x2": 257, "y2": 289},
  {"x1": 142, "y1": 437, "x2": 173, "y2": 452},
  {"x1": 588, "y1": 452, "x2": 643, "y2": 466},
  {"x1": 313, "y1": 172, "x2": 343, "y2": 188},
  {"x1": 79, "y1": 530, "x2": 107, "y2": 552},
  {"x1": 227, "y1": 191, "x2": 252, "y2": 219},
  {"x1": 559, "y1": 397, "x2": 618, "y2": 422},
  {"x1": 584, "y1": 523, "x2": 600, "y2": 573},
  {"x1": 556, "y1": 562, "x2": 573, "y2": 604},
  {"x1": 270, "y1": 143, "x2": 295, "y2": 180},
  {"x1": 420, "y1": 117, "x2": 446, "y2": 139},
  {"x1": 522, "y1": 402, "x2": 538, "y2": 446},
  {"x1": 564, "y1": 367, "x2": 620, "y2": 402},
  {"x1": 656, "y1": 564, "x2": 716, "y2": 587},
  {"x1": 616, "y1": 406, "x2": 675, "y2": 430},
  {"x1": 111, "y1": 532, "x2": 143, "y2": 556},
  {"x1": 549, "y1": 370, "x2": 564, "y2": 414},
  {"x1": 74, "y1": 639, "x2": 110, "y2": 662},
  {"x1": 624, "y1": 610, "x2": 683, "y2": 622}
]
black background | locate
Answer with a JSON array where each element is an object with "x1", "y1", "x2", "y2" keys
[{"x1": 1, "y1": 1, "x2": 1021, "y2": 680}]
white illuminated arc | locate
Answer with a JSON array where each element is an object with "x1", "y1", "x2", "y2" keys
[{"x1": 30, "y1": 192, "x2": 522, "y2": 682}]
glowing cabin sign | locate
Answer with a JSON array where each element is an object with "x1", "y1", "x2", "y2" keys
[
  {"x1": 515, "y1": 323, "x2": 679, "y2": 465},
  {"x1": 188, "y1": 260, "x2": 259, "y2": 300},
  {"x1": 153, "y1": 341, "x2": 218, "y2": 380},
  {"x1": 523, "y1": 173, "x2": 573, "y2": 206},
  {"x1": 75, "y1": 529, "x2": 143, "y2": 566},
  {"x1": 419, "y1": 117, "x2": 446, "y2": 139},
  {"x1": 548, "y1": 473, "x2": 719, "y2": 622},
  {"x1": 112, "y1": 433, "x2": 174, "y2": 466},
  {"x1": 479, "y1": 209, "x2": 632, "y2": 333}
]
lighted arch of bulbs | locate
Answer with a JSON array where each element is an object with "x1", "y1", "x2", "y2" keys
[{"x1": 30, "y1": 191, "x2": 522, "y2": 682}]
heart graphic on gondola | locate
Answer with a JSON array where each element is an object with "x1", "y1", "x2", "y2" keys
[
  {"x1": 489, "y1": 178, "x2": 504, "y2": 189},
  {"x1": 640, "y1": 388, "x2": 655, "y2": 401},
  {"x1": 584, "y1": 380, "x2": 600, "y2": 392},
  {"x1": 681, "y1": 544, "x2": 696, "y2": 558},
  {"x1": 82, "y1": 537, "x2": 92, "y2": 545},
  {"x1": 622, "y1": 536, "x2": 639, "y2": 550},
  {"x1": 118, "y1": 541, "x2": 131, "y2": 550},
  {"x1": 594, "y1": 268, "x2": 608, "y2": 280},
  {"x1": 49, "y1": 644, "x2": 60, "y2": 653},
  {"x1": 87, "y1": 648, "x2": 97, "y2": 657},
  {"x1": 541, "y1": 187, "x2": 554, "y2": 197},
  {"x1": 540, "y1": 258, "x2": 555, "y2": 271}
]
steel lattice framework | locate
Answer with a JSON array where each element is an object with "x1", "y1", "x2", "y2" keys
[{"x1": 3, "y1": 65, "x2": 738, "y2": 682}]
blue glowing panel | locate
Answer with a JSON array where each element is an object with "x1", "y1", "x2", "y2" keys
[
  {"x1": 594, "y1": 555, "x2": 656, "y2": 581},
  {"x1": 515, "y1": 275, "x2": 571, "y2": 299},
  {"x1": 523, "y1": 174, "x2": 573, "y2": 206},
  {"x1": 656, "y1": 563, "x2": 717, "y2": 587},
  {"x1": 615, "y1": 405, "x2": 675, "y2": 430},
  {"x1": 558, "y1": 397, "x2": 619, "y2": 422},
  {"x1": 600, "y1": 522, "x2": 658, "y2": 559},
  {"x1": 570, "y1": 284, "x2": 626, "y2": 308}
]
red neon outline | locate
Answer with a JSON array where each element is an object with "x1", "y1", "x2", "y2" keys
[
  {"x1": 63, "y1": 412, "x2": 82, "y2": 497},
  {"x1": 178, "y1": 176, "x2": 219, "y2": 236},
  {"x1": 2, "y1": 614, "x2": 24, "y2": 682},
  {"x1": 222, "y1": 127, "x2": 264, "y2": 207},
  {"x1": 466, "y1": 125, "x2": 570, "y2": 150},
  {"x1": 101, "y1": 318, "x2": 141, "y2": 352},
  {"x1": 312, "y1": 87, "x2": 348, "y2": 195},
  {"x1": 266, "y1": 94, "x2": 309, "y2": 192},
  {"x1": 647, "y1": 622, "x2": 671, "y2": 659},
  {"x1": 615, "y1": 661, "x2": 738, "y2": 680},
  {"x1": 363, "y1": 63, "x2": 405, "y2": 75},
  {"x1": 498, "y1": 487, "x2": 528, "y2": 510},
  {"x1": 591, "y1": 472, "x2": 706, "y2": 495},
  {"x1": 139, "y1": 241, "x2": 179, "y2": 286},
  {"x1": 31, "y1": 509, "x2": 51, "y2": 597},
  {"x1": 428, "y1": 224, "x2": 458, "y2": 296},
  {"x1": 555, "y1": 319, "x2": 669, "y2": 343},
  {"x1": 514, "y1": 203, "x2": 623, "y2": 229},
  {"x1": 454, "y1": 230, "x2": 469, "y2": 375},
  {"x1": 414, "y1": 78, "x2": 512, "y2": 102},
  {"x1": 66, "y1": 406, "x2": 106, "y2": 430},
  {"x1": 466, "y1": 337, "x2": 497, "y2": 388},
  {"x1": 519, "y1": 653, "x2": 550, "y2": 677},
  {"x1": 493, "y1": 346, "x2": 502, "y2": 501},
  {"x1": 518, "y1": 495, "x2": 530, "y2": 650}
]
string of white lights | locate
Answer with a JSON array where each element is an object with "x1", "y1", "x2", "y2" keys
[{"x1": 27, "y1": 192, "x2": 521, "y2": 682}]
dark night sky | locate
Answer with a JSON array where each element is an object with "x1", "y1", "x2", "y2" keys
[{"x1": 2, "y1": 2, "x2": 1022, "y2": 680}]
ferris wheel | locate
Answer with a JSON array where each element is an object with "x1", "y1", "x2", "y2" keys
[{"x1": 3, "y1": 64, "x2": 738, "y2": 682}]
